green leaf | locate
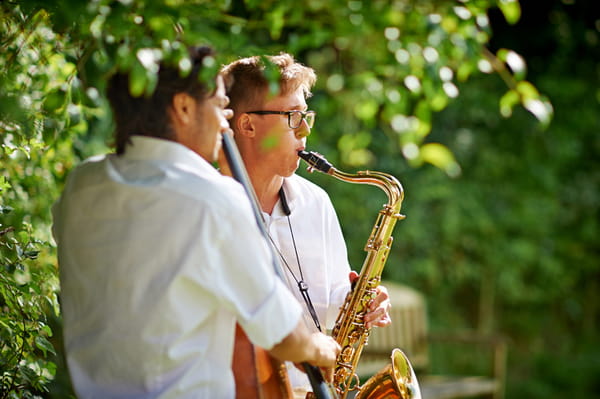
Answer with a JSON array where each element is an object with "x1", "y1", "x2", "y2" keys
[
  {"x1": 41, "y1": 324, "x2": 53, "y2": 338},
  {"x1": 45, "y1": 359, "x2": 57, "y2": 378},
  {"x1": 498, "y1": 0, "x2": 521, "y2": 25},
  {"x1": 420, "y1": 142, "x2": 461, "y2": 177},
  {"x1": 35, "y1": 336, "x2": 56, "y2": 357},
  {"x1": 129, "y1": 60, "x2": 148, "y2": 98},
  {"x1": 499, "y1": 89, "x2": 519, "y2": 117},
  {"x1": 0, "y1": 204, "x2": 14, "y2": 214},
  {"x1": 42, "y1": 88, "x2": 68, "y2": 114},
  {"x1": 23, "y1": 250, "x2": 40, "y2": 260},
  {"x1": 262, "y1": 57, "x2": 282, "y2": 97},
  {"x1": 516, "y1": 81, "x2": 539, "y2": 100},
  {"x1": 497, "y1": 49, "x2": 527, "y2": 80},
  {"x1": 0, "y1": 319, "x2": 14, "y2": 336},
  {"x1": 18, "y1": 363, "x2": 39, "y2": 385},
  {"x1": 524, "y1": 97, "x2": 553, "y2": 127}
]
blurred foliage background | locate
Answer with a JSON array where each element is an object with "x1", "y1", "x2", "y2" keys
[{"x1": 1, "y1": 0, "x2": 597, "y2": 397}]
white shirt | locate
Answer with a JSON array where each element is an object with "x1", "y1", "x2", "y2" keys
[
  {"x1": 262, "y1": 174, "x2": 351, "y2": 392},
  {"x1": 52, "y1": 136, "x2": 302, "y2": 399}
]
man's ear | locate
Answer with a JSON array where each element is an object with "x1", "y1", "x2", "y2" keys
[
  {"x1": 171, "y1": 92, "x2": 195, "y2": 125},
  {"x1": 236, "y1": 113, "x2": 256, "y2": 138}
]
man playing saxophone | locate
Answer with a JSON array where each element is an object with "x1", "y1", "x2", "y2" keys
[{"x1": 220, "y1": 53, "x2": 393, "y2": 398}]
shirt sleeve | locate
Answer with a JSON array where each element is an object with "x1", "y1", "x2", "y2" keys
[{"x1": 189, "y1": 193, "x2": 303, "y2": 350}]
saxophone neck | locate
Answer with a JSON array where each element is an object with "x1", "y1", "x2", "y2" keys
[{"x1": 298, "y1": 150, "x2": 404, "y2": 209}]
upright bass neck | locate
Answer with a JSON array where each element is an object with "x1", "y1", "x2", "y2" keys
[{"x1": 223, "y1": 133, "x2": 337, "y2": 399}]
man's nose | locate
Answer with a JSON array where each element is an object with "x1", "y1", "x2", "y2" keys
[{"x1": 295, "y1": 121, "x2": 311, "y2": 139}]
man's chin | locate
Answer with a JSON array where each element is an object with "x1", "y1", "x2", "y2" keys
[
  {"x1": 291, "y1": 159, "x2": 302, "y2": 174},
  {"x1": 211, "y1": 139, "x2": 223, "y2": 163},
  {"x1": 284, "y1": 164, "x2": 300, "y2": 177}
]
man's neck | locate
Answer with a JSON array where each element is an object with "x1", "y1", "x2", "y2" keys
[
  {"x1": 248, "y1": 168, "x2": 284, "y2": 215},
  {"x1": 220, "y1": 156, "x2": 283, "y2": 215}
]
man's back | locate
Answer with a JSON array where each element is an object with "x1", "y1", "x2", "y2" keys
[{"x1": 53, "y1": 137, "x2": 302, "y2": 398}]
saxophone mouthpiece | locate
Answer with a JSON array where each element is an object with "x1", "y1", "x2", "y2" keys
[{"x1": 298, "y1": 150, "x2": 333, "y2": 174}]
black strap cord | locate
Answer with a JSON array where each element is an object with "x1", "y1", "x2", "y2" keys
[{"x1": 272, "y1": 187, "x2": 322, "y2": 332}]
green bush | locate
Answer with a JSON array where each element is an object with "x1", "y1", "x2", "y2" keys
[{"x1": 0, "y1": 214, "x2": 59, "y2": 398}]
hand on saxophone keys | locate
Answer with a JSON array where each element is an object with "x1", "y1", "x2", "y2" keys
[
  {"x1": 291, "y1": 332, "x2": 340, "y2": 382},
  {"x1": 310, "y1": 332, "x2": 342, "y2": 372},
  {"x1": 349, "y1": 271, "x2": 392, "y2": 329}
]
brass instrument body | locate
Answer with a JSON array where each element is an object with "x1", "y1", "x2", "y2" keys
[
  {"x1": 358, "y1": 349, "x2": 421, "y2": 399},
  {"x1": 328, "y1": 170, "x2": 404, "y2": 396},
  {"x1": 299, "y1": 151, "x2": 421, "y2": 399}
]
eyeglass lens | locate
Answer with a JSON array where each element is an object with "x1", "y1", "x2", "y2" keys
[{"x1": 290, "y1": 111, "x2": 315, "y2": 129}]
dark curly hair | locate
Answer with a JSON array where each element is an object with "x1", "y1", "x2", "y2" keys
[{"x1": 106, "y1": 46, "x2": 217, "y2": 154}]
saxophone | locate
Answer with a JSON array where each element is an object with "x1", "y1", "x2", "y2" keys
[{"x1": 298, "y1": 151, "x2": 421, "y2": 399}]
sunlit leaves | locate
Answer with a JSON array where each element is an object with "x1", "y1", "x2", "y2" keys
[
  {"x1": 9, "y1": 0, "x2": 545, "y2": 174},
  {"x1": 3, "y1": 0, "x2": 547, "y2": 170},
  {"x1": 500, "y1": 80, "x2": 553, "y2": 126},
  {"x1": 1, "y1": 214, "x2": 59, "y2": 396},
  {"x1": 0, "y1": 178, "x2": 11, "y2": 193},
  {"x1": 351, "y1": 1, "x2": 522, "y2": 169},
  {"x1": 0, "y1": 7, "x2": 84, "y2": 395},
  {"x1": 1, "y1": 0, "x2": 553, "y2": 200},
  {"x1": 479, "y1": 46, "x2": 553, "y2": 127}
]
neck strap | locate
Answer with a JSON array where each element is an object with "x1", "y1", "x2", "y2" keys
[{"x1": 275, "y1": 187, "x2": 322, "y2": 332}]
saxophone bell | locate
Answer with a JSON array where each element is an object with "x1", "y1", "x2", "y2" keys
[{"x1": 356, "y1": 349, "x2": 422, "y2": 399}]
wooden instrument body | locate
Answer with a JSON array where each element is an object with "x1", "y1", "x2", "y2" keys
[{"x1": 233, "y1": 324, "x2": 293, "y2": 399}]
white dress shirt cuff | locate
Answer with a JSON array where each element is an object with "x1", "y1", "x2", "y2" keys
[{"x1": 241, "y1": 278, "x2": 303, "y2": 350}]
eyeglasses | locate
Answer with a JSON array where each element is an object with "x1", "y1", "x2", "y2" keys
[{"x1": 246, "y1": 110, "x2": 316, "y2": 129}]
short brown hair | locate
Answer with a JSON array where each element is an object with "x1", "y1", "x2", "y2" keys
[{"x1": 220, "y1": 53, "x2": 316, "y2": 116}]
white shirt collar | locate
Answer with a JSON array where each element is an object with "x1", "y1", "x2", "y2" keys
[{"x1": 123, "y1": 135, "x2": 219, "y2": 178}]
